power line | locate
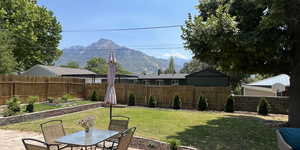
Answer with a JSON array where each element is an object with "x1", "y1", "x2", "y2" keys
[{"x1": 62, "y1": 25, "x2": 183, "y2": 32}]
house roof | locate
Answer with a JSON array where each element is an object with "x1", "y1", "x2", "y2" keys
[
  {"x1": 186, "y1": 69, "x2": 228, "y2": 78},
  {"x1": 246, "y1": 74, "x2": 290, "y2": 87},
  {"x1": 32, "y1": 65, "x2": 96, "y2": 76},
  {"x1": 138, "y1": 74, "x2": 188, "y2": 80}
]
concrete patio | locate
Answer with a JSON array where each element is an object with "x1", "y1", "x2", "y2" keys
[{"x1": 0, "y1": 129, "x2": 140, "y2": 150}]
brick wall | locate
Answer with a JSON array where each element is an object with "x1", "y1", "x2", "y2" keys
[{"x1": 233, "y1": 95, "x2": 289, "y2": 114}]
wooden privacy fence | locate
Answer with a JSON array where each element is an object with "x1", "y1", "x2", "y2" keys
[
  {"x1": 85, "y1": 84, "x2": 230, "y2": 110},
  {"x1": 0, "y1": 75, "x2": 230, "y2": 110},
  {"x1": 0, "y1": 75, "x2": 85, "y2": 104}
]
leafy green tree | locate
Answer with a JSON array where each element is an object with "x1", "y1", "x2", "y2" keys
[
  {"x1": 60, "y1": 61, "x2": 80, "y2": 68},
  {"x1": 0, "y1": 0, "x2": 62, "y2": 71},
  {"x1": 85, "y1": 57, "x2": 107, "y2": 74},
  {"x1": 85, "y1": 57, "x2": 131, "y2": 74},
  {"x1": 0, "y1": 31, "x2": 16, "y2": 74},
  {"x1": 182, "y1": 0, "x2": 300, "y2": 126},
  {"x1": 180, "y1": 59, "x2": 211, "y2": 73},
  {"x1": 164, "y1": 56, "x2": 176, "y2": 74}
]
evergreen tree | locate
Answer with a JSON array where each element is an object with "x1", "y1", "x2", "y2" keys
[{"x1": 165, "y1": 56, "x2": 176, "y2": 74}]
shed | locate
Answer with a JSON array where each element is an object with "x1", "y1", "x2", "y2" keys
[
  {"x1": 242, "y1": 74, "x2": 290, "y2": 96},
  {"x1": 185, "y1": 69, "x2": 230, "y2": 87}
]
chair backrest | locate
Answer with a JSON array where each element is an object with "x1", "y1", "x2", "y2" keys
[
  {"x1": 40, "y1": 120, "x2": 65, "y2": 144},
  {"x1": 117, "y1": 127, "x2": 136, "y2": 150},
  {"x1": 22, "y1": 138, "x2": 50, "y2": 150},
  {"x1": 108, "y1": 116, "x2": 130, "y2": 132}
]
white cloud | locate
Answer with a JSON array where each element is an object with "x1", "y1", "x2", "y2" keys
[{"x1": 162, "y1": 52, "x2": 189, "y2": 60}]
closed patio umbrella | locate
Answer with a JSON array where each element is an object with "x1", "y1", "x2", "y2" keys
[{"x1": 104, "y1": 51, "x2": 117, "y2": 121}]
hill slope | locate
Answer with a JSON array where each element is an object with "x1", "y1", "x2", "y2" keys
[{"x1": 56, "y1": 39, "x2": 187, "y2": 73}]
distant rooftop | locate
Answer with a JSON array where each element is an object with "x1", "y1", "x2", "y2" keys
[
  {"x1": 138, "y1": 74, "x2": 188, "y2": 80},
  {"x1": 38, "y1": 65, "x2": 96, "y2": 75},
  {"x1": 246, "y1": 74, "x2": 290, "y2": 87}
]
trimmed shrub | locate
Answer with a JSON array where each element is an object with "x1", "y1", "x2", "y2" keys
[
  {"x1": 25, "y1": 96, "x2": 38, "y2": 113},
  {"x1": 90, "y1": 91, "x2": 98, "y2": 101},
  {"x1": 48, "y1": 97, "x2": 55, "y2": 103},
  {"x1": 6, "y1": 97, "x2": 21, "y2": 113},
  {"x1": 148, "y1": 96, "x2": 157, "y2": 108},
  {"x1": 128, "y1": 94, "x2": 135, "y2": 106},
  {"x1": 224, "y1": 96, "x2": 234, "y2": 112},
  {"x1": 173, "y1": 95, "x2": 182, "y2": 109},
  {"x1": 3, "y1": 97, "x2": 21, "y2": 116},
  {"x1": 61, "y1": 93, "x2": 74, "y2": 103},
  {"x1": 197, "y1": 96, "x2": 208, "y2": 111},
  {"x1": 257, "y1": 98, "x2": 271, "y2": 115},
  {"x1": 168, "y1": 139, "x2": 181, "y2": 150}
]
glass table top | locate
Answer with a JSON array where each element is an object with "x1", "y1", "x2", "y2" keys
[{"x1": 55, "y1": 129, "x2": 119, "y2": 146}]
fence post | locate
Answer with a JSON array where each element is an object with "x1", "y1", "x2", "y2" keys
[
  {"x1": 45, "y1": 78, "x2": 49, "y2": 101},
  {"x1": 12, "y1": 81, "x2": 16, "y2": 97},
  {"x1": 124, "y1": 84, "x2": 128, "y2": 104},
  {"x1": 193, "y1": 87, "x2": 196, "y2": 109}
]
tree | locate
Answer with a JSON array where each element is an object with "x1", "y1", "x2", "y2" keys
[
  {"x1": 0, "y1": 31, "x2": 16, "y2": 74},
  {"x1": 164, "y1": 56, "x2": 176, "y2": 74},
  {"x1": 182, "y1": 0, "x2": 300, "y2": 127},
  {"x1": 85, "y1": 57, "x2": 131, "y2": 74},
  {"x1": 157, "y1": 68, "x2": 162, "y2": 75},
  {"x1": 60, "y1": 61, "x2": 80, "y2": 68},
  {"x1": 0, "y1": 0, "x2": 62, "y2": 71},
  {"x1": 85, "y1": 57, "x2": 108, "y2": 74},
  {"x1": 180, "y1": 59, "x2": 211, "y2": 73}
]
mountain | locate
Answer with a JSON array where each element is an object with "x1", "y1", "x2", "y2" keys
[{"x1": 56, "y1": 39, "x2": 188, "y2": 73}]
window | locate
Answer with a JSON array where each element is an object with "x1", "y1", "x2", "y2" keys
[{"x1": 172, "y1": 80, "x2": 179, "y2": 85}]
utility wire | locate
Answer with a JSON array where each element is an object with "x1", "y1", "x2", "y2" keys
[{"x1": 63, "y1": 25, "x2": 183, "y2": 32}]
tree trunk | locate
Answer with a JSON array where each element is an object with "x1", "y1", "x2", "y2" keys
[
  {"x1": 287, "y1": 0, "x2": 300, "y2": 127},
  {"x1": 289, "y1": 69, "x2": 300, "y2": 127}
]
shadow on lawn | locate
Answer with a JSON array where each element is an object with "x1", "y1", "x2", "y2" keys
[{"x1": 167, "y1": 115, "x2": 284, "y2": 150}]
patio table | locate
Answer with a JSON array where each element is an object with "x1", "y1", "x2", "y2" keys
[{"x1": 55, "y1": 129, "x2": 119, "y2": 150}]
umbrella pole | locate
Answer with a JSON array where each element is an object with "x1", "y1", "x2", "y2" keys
[{"x1": 110, "y1": 104, "x2": 112, "y2": 121}]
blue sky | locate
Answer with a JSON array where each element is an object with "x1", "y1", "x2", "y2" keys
[{"x1": 38, "y1": 0, "x2": 198, "y2": 60}]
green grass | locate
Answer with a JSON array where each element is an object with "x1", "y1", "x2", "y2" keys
[{"x1": 0, "y1": 107, "x2": 279, "y2": 150}]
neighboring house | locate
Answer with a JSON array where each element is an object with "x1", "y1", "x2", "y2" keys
[
  {"x1": 185, "y1": 69, "x2": 230, "y2": 87},
  {"x1": 22, "y1": 65, "x2": 97, "y2": 83},
  {"x1": 138, "y1": 73, "x2": 188, "y2": 85},
  {"x1": 137, "y1": 69, "x2": 229, "y2": 87},
  {"x1": 242, "y1": 74, "x2": 290, "y2": 96}
]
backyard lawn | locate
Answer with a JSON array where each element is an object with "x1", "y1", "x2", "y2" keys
[{"x1": 0, "y1": 107, "x2": 287, "y2": 150}]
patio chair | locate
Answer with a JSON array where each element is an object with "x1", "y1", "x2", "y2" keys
[
  {"x1": 103, "y1": 127, "x2": 136, "y2": 150},
  {"x1": 40, "y1": 120, "x2": 69, "y2": 150},
  {"x1": 100, "y1": 116, "x2": 130, "y2": 149},
  {"x1": 22, "y1": 138, "x2": 51, "y2": 150},
  {"x1": 108, "y1": 116, "x2": 130, "y2": 132}
]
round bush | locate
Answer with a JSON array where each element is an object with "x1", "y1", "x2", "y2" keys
[
  {"x1": 198, "y1": 96, "x2": 208, "y2": 111},
  {"x1": 148, "y1": 96, "x2": 157, "y2": 108},
  {"x1": 224, "y1": 96, "x2": 234, "y2": 113},
  {"x1": 6, "y1": 97, "x2": 21, "y2": 113},
  {"x1": 25, "y1": 96, "x2": 38, "y2": 113},
  {"x1": 128, "y1": 94, "x2": 135, "y2": 106},
  {"x1": 90, "y1": 91, "x2": 98, "y2": 101},
  {"x1": 168, "y1": 139, "x2": 181, "y2": 150},
  {"x1": 173, "y1": 95, "x2": 182, "y2": 109},
  {"x1": 257, "y1": 98, "x2": 271, "y2": 115}
]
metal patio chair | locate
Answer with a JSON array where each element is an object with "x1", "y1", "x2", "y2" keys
[
  {"x1": 22, "y1": 138, "x2": 51, "y2": 150},
  {"x1": 99, "y1": 116, "x2": 130, "y2": 149},
  {"x1": 102, "y1": 127, "x2": 136, "y2": 150},
  {"x1": 40, "y1": 120, "x2": 69, "y2": 150}
]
